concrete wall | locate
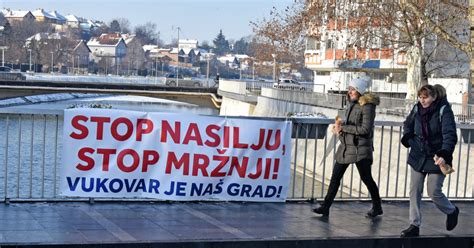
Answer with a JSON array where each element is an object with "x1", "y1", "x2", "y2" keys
[
  {"x1": 219, "y1": 97, "x2": 255, "y2": 116},
  {"x1": 219, "y1": 80, "x2": 247, "y2": 95}
]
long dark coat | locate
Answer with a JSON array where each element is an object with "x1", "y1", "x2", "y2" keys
[
  {"x1": 335, "y1": 93, "x2": 380, "y2": 164},
  {"x1": 401, "y1": 97, "x2": 457, "y2": 173}
]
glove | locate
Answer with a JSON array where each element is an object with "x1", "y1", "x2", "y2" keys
[{"x1": 401, "y1": 133, "x2": 414, "y2": 148}]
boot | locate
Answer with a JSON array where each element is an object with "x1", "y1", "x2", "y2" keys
[
  {"x1": 446, "y1": 206, "x2": 459, "y2": 231},
  {"x1": 312, "y1": 205, "x2": 329, "y2": 216},
  {"x1": 366, "y1": 207, "x2": 383, "y2": 218},
  {"x1": 400, "y1": 225, "x2": 419, "y2": 237}
]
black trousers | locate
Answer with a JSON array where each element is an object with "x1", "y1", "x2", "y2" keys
[{"x1": 322, "y1": 159, "x2": 381, "y2": 209}]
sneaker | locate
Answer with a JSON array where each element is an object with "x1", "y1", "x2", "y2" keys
[
  {"x1": 446, "y1": 206, "x2": 459, "y2": 231},
  {"x1": 366, "y1": 208, "x2": 383, "y2": 218},
  {"x1": 400, "y1": 225, "x2": 419, "y2": 237},
  {"x1": 312, "y1": 206, "x2": 329, "y2": 216}
]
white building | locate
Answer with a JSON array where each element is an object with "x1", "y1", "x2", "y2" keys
[{"x1": 304, "y1": 1, "x2": 469, "y2": 94}]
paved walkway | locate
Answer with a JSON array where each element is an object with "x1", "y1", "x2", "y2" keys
[{"x1": 0, "y1": 201, "x2": 472, "y2": 247}]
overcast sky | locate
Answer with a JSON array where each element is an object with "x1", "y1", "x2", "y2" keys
[{"x1": 2, "y1": 0, "x2": 294, "y2": 44}]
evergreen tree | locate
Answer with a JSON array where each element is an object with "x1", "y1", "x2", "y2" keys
[
  {"x1": 109, "y1": 20, "x2": 121, "y2": 33},
  {"x1": 212, "y1": 29, "x2": 230, "y2": 56},
  {"x1": 233, "y1": 37, "x2": 249, "y2": 54}
]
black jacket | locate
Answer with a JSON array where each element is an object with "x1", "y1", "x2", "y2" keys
[
  {"x1": 335, "y1": 93, "x2": 379, "y2": 164},
  {"x1": 401, "y1": 97, "x2": 457, "y2": 173}
]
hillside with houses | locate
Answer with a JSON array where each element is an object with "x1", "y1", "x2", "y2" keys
[{"x1": 0, "y1": 8, "x2": 305, "y2": 81}]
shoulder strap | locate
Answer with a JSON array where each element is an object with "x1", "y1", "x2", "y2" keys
[
  {"x1": 412, "y1": 104, "x2": 418, "y2": 115},
  {"x1": 439, "y1": 104, "x2": 446, "y2": 122}
]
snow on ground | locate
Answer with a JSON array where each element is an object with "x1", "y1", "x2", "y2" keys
[
  {"x1": 75, "y1": 94, "x2": 192, "y2": 104},
  {"x1": 288, "y1": 112, "x2": 328, "y2": 118}
]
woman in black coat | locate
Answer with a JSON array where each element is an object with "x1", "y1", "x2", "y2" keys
[
  {"x1": 312, "y1": 77, "x2": 382, "y2": 218},
  {"x1": 400, "y1": 84, "x2": 459, "y2": 237}
]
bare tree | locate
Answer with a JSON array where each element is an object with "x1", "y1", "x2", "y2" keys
[
  {"x1": 251, "y1": 2, "x2": 310, "y2": 78},
  {"x1": 116, "y1": 18, "x2": 131, "y2": 33},
  {"x1": 134, "y1": 22, "x2": 159, "y2": 45},
  {"x1": 123, "y1": 37, "x2": 146, "y2": 75},
  {"x1": 252, "y1": 0, "x2": 471, "y2": 99},
  {"x1": 4, "y1": 19, "x2": 50, "y2": 66}
]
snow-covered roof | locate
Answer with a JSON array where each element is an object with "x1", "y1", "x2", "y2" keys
[
  {"x1": 196, "y1": 48, "x2": 209, "y2": 54},
  {"x1": 121, "y1": 34, "x2": 137, "y2": 44},
  {"x1": 170, "y1": 48, "x2": 179, "y2": 54},
  {"x1": 88, "y1": 33, "x2": 124, "y2": 46},
  {"x1": 218, "y1": 55, "x2": 238, "y2": 63},
  {"x1": 1, "y1": 9, "x2": 33, "y2": 18},
  {"x1": 27, "y1": 33, "x2": 48, "y2": 42},
  {"x1": 143, "y1": 45, "x2": 156, "y2": 52},
  {"x1": 31, "y1": 8, "x2": 58, "y2": 20},
  {"x1": 181, "y1": 48, "x2": 193, "y2": 55},
  {"x1": 26, "y1": 32, "x2": 62, "y2": 42},
  {"x1": 65, "y1": 14, "x2": 80, "y2": 22},
  {"x1": 73, "y1": 40, "x2": 91, "y2": 53},
  {"x1": 235, "y1": 54, "x2": 249, "y2": 60},
  {"x1": 48, "y1": 11, "x2": 67, "y2": 22}
]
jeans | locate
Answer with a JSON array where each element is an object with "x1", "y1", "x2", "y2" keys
[
  {"x1": 409, "y1": 168, "x2": 456, "y2": 227},
  {"x1": 321, "y1": 159, "x2": 381, "y2": 209}
]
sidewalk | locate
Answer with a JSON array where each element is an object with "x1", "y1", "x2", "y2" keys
[{"x1": 0, "y1": 201, "x2": 472, "y2": 247}]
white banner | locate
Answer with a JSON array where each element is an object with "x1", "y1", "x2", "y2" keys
[{"x1": 60, "y1": 109, "x2": 292, "y2": 202}]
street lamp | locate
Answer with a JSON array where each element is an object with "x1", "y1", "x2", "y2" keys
[
  {"x1": 206, "y1": 50, "x2": 212, "y2": 86},
  {"x1": 50, "y1": 51, "x2": 54, "y2": 73},
  {"x1": 154, "y1": 58, "x2": 158, "y2": 84},
  {"x1": 0, "y1": 46, "x2": 8, "y2": 67},
  {"x1": 271, "y1": 53, "x2": 277, "y2": 83},
  {"x1": 71, "y1": 53, "x2": 75, "y2": 74},
  {"x1": 176, "y1": 26, "x2": 180, "y2": 87},
  {"x1": 28, "y1": 49, "x2": 32, "y2": 72},
  {"x1": 252, "y1": 59, "x2": 255, "y2": 81}
]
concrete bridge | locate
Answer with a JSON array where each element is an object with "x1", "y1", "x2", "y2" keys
[{"x1": 0, "y1": 79, "x2": 222, "y2": 109}]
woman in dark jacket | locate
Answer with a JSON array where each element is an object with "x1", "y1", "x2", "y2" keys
[
  {"x1": 400, "y1": 84, "x2": 459, "y2": 237},
  {"x1": 312, "y1": 77, "x2": 383, "y2": 217}
]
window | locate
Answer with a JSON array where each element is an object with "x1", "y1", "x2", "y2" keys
[
  {"x1": 306, "y1": 37, "x2": 321, "y2": 50},
  {"x1": 326, "y1": 39, "x2": 334, "y2": 49}
]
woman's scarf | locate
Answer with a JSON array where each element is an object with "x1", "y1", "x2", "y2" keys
[{"x1": 418, "y1": 100, "x2": 438, "y2": 142}]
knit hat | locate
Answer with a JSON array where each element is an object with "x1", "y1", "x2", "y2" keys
[{"x1": 348, "y1": 77, "x2": 370, "y2": 95}]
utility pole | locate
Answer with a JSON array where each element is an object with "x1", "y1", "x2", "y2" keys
[
  {"x1": 28, "y1": 49, "x2": 32, "y2": 71},
  {"x1": 50, "y1": 51, "x2": 54, "y2": 73},
  {"x1": 272, "y1": 53, "x2": 277, "y2": 83},
  {"x1": 252, "y1": 59, "x2": 255, "y2": 81},
  {"x1": 155, "y1": 58, "x2": 158, "y2": 84},
  {"x1": 206, "y1": 54, "x2": 210, "y2": 87},
  {"x1": 176, "y1": 26, "x2": 180, "y2": 87}
]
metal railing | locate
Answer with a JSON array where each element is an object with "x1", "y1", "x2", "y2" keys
[
  {"x1": 378, "y1": 97, "x2": 474, "y2": 123},
  {"x1": 223, "y1": 80, "x2": 474, "y2": 123},
  {"x1": 0, "y1": 113, "x2": 473, "y2": 202},
  {"x1": 289, "y1": 118, "x2": 473, "y2": 200}
]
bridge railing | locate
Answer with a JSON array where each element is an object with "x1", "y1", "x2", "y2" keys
[
  {"x1": 289, "y1": 118, "x2": 473, "y2": 201},
  {"x1": 0, "y1": 113, "x2": 472, "y2": 202}
]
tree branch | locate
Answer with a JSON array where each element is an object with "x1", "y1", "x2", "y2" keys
[{"x1": 403, "y1": 1, "x2": 471, "y2": 54}]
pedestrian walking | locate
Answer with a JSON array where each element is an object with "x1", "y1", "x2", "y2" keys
[
  {"x1": 400, "y1": 84, "x2": 459, "y2": 237},
  {"x1": 312, "y1": 77, "x2": 383, "y2": 218}
]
